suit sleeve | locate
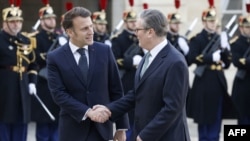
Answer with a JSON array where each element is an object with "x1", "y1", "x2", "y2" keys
[
  {"x1": 47, "y1": 52, "x2": 89, "y2": 122},
  {"x1": 107, "y1": 47, "x2": 130, "y2": 129}
]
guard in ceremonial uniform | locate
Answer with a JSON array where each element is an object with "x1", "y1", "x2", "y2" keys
[
  {"x1": 92, "y1": 11, "x2": 111, "y2": 47},
  {"x1": 186, "y1": 1, "x2": 235, "y2": 140},
  {"x1": 167, "y1": 0, "x2": 190, "y2": 62},
  {"x1": 231, "y1": 9, "x2": 250, "y2": 125},
  {"x1": 0, "y1": 3, "x2": 37, "y2": 141},
  {"x1": 31, "y1": 2, "x2": 60, "y2": 141},
  {"x1": 111, "y1": 8, "x2": 145, "y2": 140}
]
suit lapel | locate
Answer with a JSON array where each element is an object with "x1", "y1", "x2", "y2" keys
[
  {"x1": 135, "y1": 44, "x2": 169, "y2": 90},
  {"x1": 63, "y1": 45, "x2": 86, "y2": 86}
]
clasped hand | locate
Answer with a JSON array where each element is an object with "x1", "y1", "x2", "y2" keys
[{"x1": 87, "y1": 105, "x2": 111, "y2": 123}]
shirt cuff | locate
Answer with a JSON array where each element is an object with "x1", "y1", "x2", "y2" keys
[{"x1": 82, "y1": 108, "x2": 91, "y2": 120}]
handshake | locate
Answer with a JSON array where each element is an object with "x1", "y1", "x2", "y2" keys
[{"x1": 86, "y1": 105, "x2": 111, "y2": 123}]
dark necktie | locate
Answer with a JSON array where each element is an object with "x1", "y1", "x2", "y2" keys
[
  {"x1": 140, "y1": 52, "x2": 151, "y2": 78},
  {"x1": 77, "y1": 48, "x2": 88, "y2": 82}
]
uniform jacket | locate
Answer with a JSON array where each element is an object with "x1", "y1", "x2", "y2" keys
[
  {"x1": 47, "y1": 42, "x2": 129, "y2": 141},
  {"x1": 112, "y1": 29, "x2": 144, "y2": 93},
  {"x1": 187, "y1": 29, "x2": 236, "y2": 124},
  {"x1": 231, "y1": 35, "x2": 250, "y2": 117},
  {"x1": 93, "y1": 31, "x2": 110, "y2": 43},
  {"x1": 31, "y1": 29, "x2": 60, "y2": 123},
  {"x1": 0, "y1": 30, "x2": 37, "y2": 123},
  {"x1": 108, "y1": 43, "x2": 190, "y2": 141},
  {"x1": 167, "y1": 32, "x2": 190, "y2": 65}
]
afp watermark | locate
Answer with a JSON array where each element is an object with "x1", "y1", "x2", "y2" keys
[{"x1": 224, "y1": 125, "x2": 250, "y2": 140}]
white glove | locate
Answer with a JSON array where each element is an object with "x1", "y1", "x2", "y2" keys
[
  {"x1": 104, "y1": 40, "x2": 112, "y2": 47},
  {"x1": 212, "y1": 50, "x2": 221, "y2": 62},
  {"x1": 133, "y1": 55, "x2": 142, "y2": 66},
  {"x1": 29, "y1": 83, "x2": 37, "y2": 95},
  {"x1": 178, "y1": 37, "x2": 189, "y2": 55},
  {"x1": 220, "y1": 31, "x2": 230, "y2": 50},
  {"x1": 58, "y1": 36, "x2": 68, "y2": 46}
]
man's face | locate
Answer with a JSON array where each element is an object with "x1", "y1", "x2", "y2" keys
[
  {"x1": 169, "y1": 23, "x2": 180, "y2": 33},
  {"x1": 3, "y1": 20, "x2": 23, "y2": 36},
  {"x1": 67, "y1": 16, "x2": 94, "y2": 47},
  {"x1": 134, "y1": 18, "x2": 149, "y2": 49},
  {"x1": 204, "y1": 20, "x2": 217, "y2": 32},
  {"x1": 241, "y1": 26, "x2": 250, "y2": 37},
  {"x1": 126, "y1": 20, "x2": 137, "y2": 31},
  {"x1": 94, "y1": 23, "x2": 107, "y2": 34},
  {"x1": 41, "y1": 17, "x2": 56, "y2": 30}
]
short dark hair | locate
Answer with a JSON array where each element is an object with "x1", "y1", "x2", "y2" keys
[{"x1": 62, "y1": 7, "x2": 91, "y2": 30}]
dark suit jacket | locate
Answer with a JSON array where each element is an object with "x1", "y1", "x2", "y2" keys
[
  {"x1": 108, "y1": 42, "x2": 191, "y2": 141},
  {"x1": 47, "y1": 42, "x2": 129, "y2": 141}
]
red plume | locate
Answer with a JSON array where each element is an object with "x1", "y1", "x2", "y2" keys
[
  {"x1": 16, "y1": 0, "x2": 21, "y2": 7},
  {"x1": 42, "y1": 0, "x2": 49, "y2": 5},
  {"x1": 99, "y1": 0, "x2": 107, "y2": 11},
  {"x1": 9, "y1": 0, "x2": 14, "y2": 5},
  {"x1": 143, "y1": 3, "x2": 148, "y2": 9},
  {"x1": 208, "y1": 0, "x2": 214, "y2": 8},
  {"x1": 175, "y1": 0, "x2": 180, "y2": 9},
  {"x1": 246, "y1": 3, "x2": 250, "y2": 13},
  {"x1": 66, "y1": 2, "x2": 73, "y2": 11},
  {"x1": 129, "y1": 0, "x2": 134, "y2": 7}
]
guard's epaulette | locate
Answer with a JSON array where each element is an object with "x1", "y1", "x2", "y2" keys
[
  {"x1": 229, "y1": 36, "x2": 239, "y2": 44},
  {"x1": 110, "y1": 30, "x2": 122, "y2": 40}
]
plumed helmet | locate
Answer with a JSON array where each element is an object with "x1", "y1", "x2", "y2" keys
[
  {"x1": 2, "y1": 0, "x2": 23, "y2": 21},
  {"x1": 239, "y1": 3, "x2": 250, "y2": 27},
  {"x1": 238, "y1": 16, "x2": 250, "y2": 27},
  {"x1": 167, "y1": 13, "x2": 181, "y2": 24},
  {"x1": 123, "y1": 0, "x2": 137, "y2": 22},
  {"x1": 202, "y1": 8, "x2": 217, "y2": 21},
  {"x1": 92, "y1": 11, "x2": 107, "y2": 24},
  {"x1": 2, "y1": 6, "x2": 23, "y2": 21},
  {"x1": 39, "y1": 0, "x2": 56, "y2": 19},
  {"x1": 123, "y1": 10, "x2": 137, "y2": 22},
  {"x1": 202, "y1": 0, "x2": 216, "y2": 21}
]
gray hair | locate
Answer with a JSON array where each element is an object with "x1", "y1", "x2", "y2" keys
[{"x1": 139, "y1": 9, "x2": 168, "y2": 37}]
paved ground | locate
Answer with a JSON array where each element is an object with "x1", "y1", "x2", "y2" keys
[{"x1": 27, "y1": 64, "x2": 238, "y2": 141}]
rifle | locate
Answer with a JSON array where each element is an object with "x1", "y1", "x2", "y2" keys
[
  {"x1": 194, "y1": 15, "x2": 237, "y2": 77},
  {"x1": 235, "y1": 44, "x2": 250, "y2": 80},
  {"x1": 110, "y1": 20, "x2": 124, "y2": 39},
  {"x1": 32, "y1": 19, "x2": 41, "y2": 32},
  {"x1": 185, "y1": 17, "x2": 198, "y2": 37}
]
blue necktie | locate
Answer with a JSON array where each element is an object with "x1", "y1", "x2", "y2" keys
[
  {"x1": 140, "y1": 52, "x2": 150, "y2": 78},
  {"x1": 77, "y1": 48, "x2": 88, "y2": 82}
]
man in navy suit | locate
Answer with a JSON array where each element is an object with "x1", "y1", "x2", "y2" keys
[
  {"x1": 47, "y1": 7, "x2": 129, "y2": 141},
  {"x1": 94, "y1": 9, "x2": 191, "y2": 141}
]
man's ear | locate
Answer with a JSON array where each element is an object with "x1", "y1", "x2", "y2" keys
[
  {"x1": 147, "y1": 28, "x2": 154, "y2": 38},
  {"x1": 66, "y1": 28, "x2": 72, "y2": 37}
]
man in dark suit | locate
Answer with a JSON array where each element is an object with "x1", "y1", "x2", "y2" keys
[
  {"x1": 94, "y1": 9, "x2": 190, "y2": 141},
  {"x1": 47, "y1": 7, "x2": 129, "y2": 141}
]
